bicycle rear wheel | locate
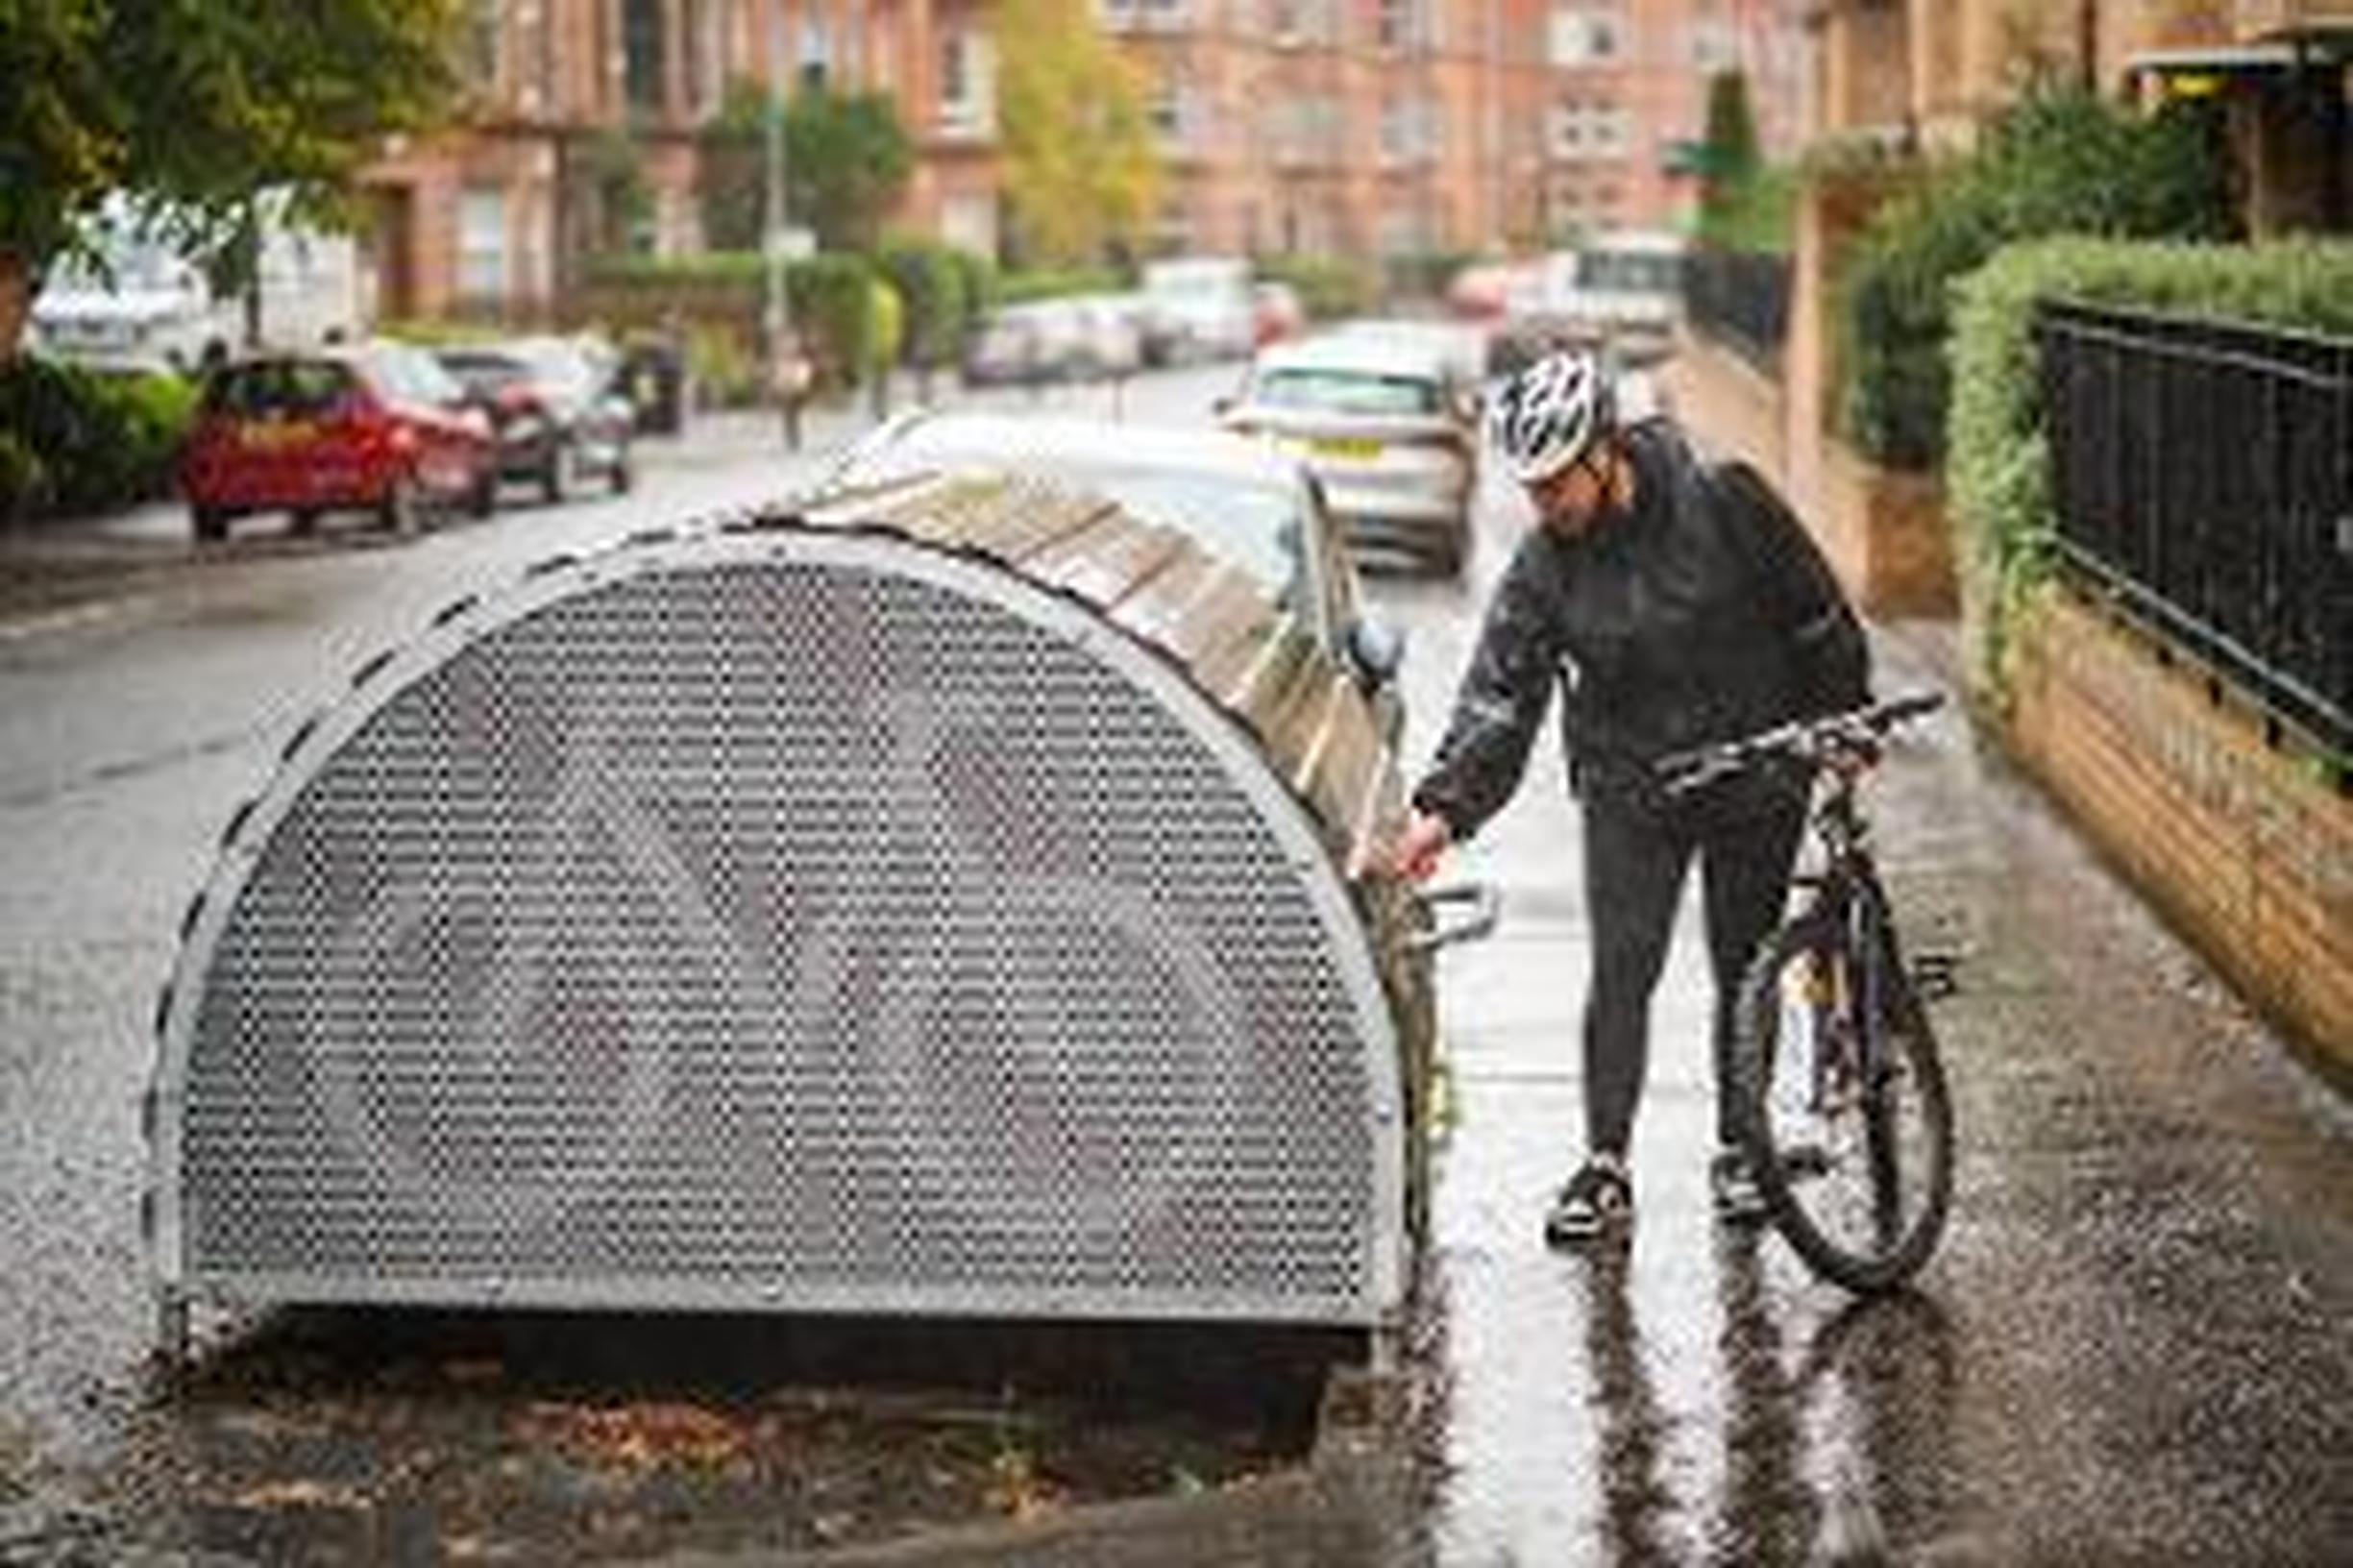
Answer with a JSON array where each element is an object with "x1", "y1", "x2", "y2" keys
[{"x1": 1732, "y1": 905, "x2": 1952, "y2": 1292}]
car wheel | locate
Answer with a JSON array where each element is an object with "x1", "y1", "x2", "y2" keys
[
  {"x1": 540, "y1": 442, "x2": 568, "y2": 505},
  {"x1": 289, "y1": 508, "x2": 320, "y2": 536},
  {"x1": 469, "y1": 460, "x2": 498, "y2": 520},
  {"x1": 379, "y1": 472, "x2": 420, "y2": 536},
  {"x1": 609, "y1": 451, "x2": 633, "y2": 496},
  {"x1": 191, "y1": 506, "x2": 230, "y2": 543}
]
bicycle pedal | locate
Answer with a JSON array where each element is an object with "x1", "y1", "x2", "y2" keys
[{"x1": 1908, "y1": 949, "x2": 1962, "y2": 1001}]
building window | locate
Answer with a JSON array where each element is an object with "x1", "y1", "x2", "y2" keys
[
  {"x1": 1690, "y1": 19, "x2": 1736, "y2": 73},
  {"x1": 1376, "y1": 0, "x2": 1422, "y2": 52},
  {"x1": 458, "y1": 187, "x2": 507, "y2": 302},
  {"x1": 465, "y1": 0, "x2": 501, "y2": 91},
  {"x1": 1269, "y1": 0, "x2": 1333, "y2": 45},
  {"x1": 938, "y1": 29, "x2": 995, "y2": 137},
  {"x1": 1102, "y1": 0, "x2": 1191, "y2": 31},
  {"x1": 1153, "y1": 193, "x2": 1191, "y2": 252},
  {"x1": 1551, "y1": 100, "x2": 1628, "y2": 159},
  {"x1": 1148, "y1": 68, "x2": 1194, "y2": 150},
  {"x1": 800, "y1": 14, "x2": 834, "y2": 90},
  {"x1": 682, "y1": 0, "x2": 718, "y2": 115},
  {"x1": 1549, "y1": 6, "x2": 1620, "y2": 66},
  {"x1": 624, "y1": 0, "x2": 665, "y2": 113}
]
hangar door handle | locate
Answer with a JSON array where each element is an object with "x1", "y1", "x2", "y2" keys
[{"x1": 1409, "y1": 882, "x2": 1500, "y2": 954}]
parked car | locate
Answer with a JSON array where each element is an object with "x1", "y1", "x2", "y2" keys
[
  {"x1": 436, "y1": 335, "x2": 636, "y2": 502},
  {"x1": 1217, "y1": 331, "x2": 1479, "y2": 577},
  {"x1": 963, "y1": 300, "x2": 1088, "y2": 386},
  {"x1": 181, "y1": 341, "x2": 497, "y2": 541},
  {"x1": 827, "y1": 408, "x2": 1406, "y2": 726},
  {"x1": 1063, "y1": 294, "x2": 1146, "y2": 380}
]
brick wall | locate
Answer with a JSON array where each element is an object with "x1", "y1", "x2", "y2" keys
[
  {"x1": 2007, "y1": 590, "x2": 2353, "y2": 1073},
  {"x1": 1664, "y1": 326, "x2": 1957, "y2": 619}
]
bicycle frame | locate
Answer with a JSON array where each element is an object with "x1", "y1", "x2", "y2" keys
[{"x1": 1660, "y1": 692, "x2": 1953, "y2": 1289}]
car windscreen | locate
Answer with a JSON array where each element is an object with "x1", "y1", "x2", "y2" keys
[
  {"x1": 359, "y1": 344, "x2": 465, "y2": 405},
  {"x1": 203, "y1": 360, "x2": 355, "y2": 419},
  {"x1": 437, "y1": 352, "x2": 530, "y2": 393},
  {"x1": 507, "y1": 342, "x2": 604, "y2": 400},
  {"x1": 1576, "y1": 251, "x2": 1682, "y2": 294},
  {"x1": 1252, "y1": 367, "x2": 1441, "y2": 417}
]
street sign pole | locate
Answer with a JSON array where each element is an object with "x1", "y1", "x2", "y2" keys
[{"x1": 764, "y1": 0, "x2": 793, "y2": 372}]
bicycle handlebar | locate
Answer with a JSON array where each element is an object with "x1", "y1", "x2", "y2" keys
[{"x1": 1654, "y1": 692, "x2": 1945, "y2": 796}]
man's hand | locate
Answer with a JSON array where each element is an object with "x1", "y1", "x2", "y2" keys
[{"x1": 1389, "y1": 810, "x2": 1453, "y2": 883}]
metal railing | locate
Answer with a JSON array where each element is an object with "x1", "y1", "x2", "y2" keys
[
  {"x1": 1682, "y1": 249, "x2": 1790, "y2": 373},
  {"x1": 2034, "y1": 301, "x2": 2351, "y2": 754}
]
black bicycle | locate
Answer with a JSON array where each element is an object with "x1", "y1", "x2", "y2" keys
[{"x1": 1659, "y1": 694, "x2": 1956, "y2": 1293}]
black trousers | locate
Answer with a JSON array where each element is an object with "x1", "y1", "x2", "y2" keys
[{"x1": 1579, "y1": 779, "x2": 1808, "y2": 1159}]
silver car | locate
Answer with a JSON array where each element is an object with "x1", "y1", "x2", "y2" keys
[
  {"x1": 828, "y1": 409, "x2": 1407, "y2": 727},
  {"x1": 1217, "y1": 331, "x2": 1479, "y2": 577}
]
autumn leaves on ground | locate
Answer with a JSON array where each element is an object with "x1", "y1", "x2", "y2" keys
[{"x1": 113, "y1": 1310, "x2": 1333, "y2": 1561}]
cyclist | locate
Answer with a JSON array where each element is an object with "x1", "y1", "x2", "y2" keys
[{"x1": 1391, "y1": 349, "x2": 1870, "y2": 1247}]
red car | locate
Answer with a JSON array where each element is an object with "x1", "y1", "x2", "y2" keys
[{"x1": 183, "y1": 342, "x2": 498, "y2": 542}]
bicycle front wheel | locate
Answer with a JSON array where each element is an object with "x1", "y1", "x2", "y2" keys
[{"x1": 1732, "y1": 906, "x2": 1953, "y2": 1292}]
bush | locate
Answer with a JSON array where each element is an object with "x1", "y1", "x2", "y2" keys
[
  {"x1": 997, "y1": 266, "x2": 1125, "y2": 306},
  {"x1": 1947, "y1": 236, "x2": 2353, "y2": 701},
  {"x1": 1253, "y1": 254, "x2": 1377, "y2": 321},
  {"x1": 786, "y1": 253, "x2": 879, "y2": 388},
  {"x1": 576, "y1": 251, "x2": 902, "y2": 390},
  {"x1": 1837, "y1": 81, "x2": 2231, "y2": 469},
  {"x1": 951, "y1": 249, "x2": 1001, "y2": 321},
  {"x1": 685, "y1": 322, "x2": 761, "y2": 408},
  {"x1": 0, "y1": 356, "x2": 197, "y2": 521},
  {"x1": 1382, "y1": 250, "x2": 1479, "y2": 305},
  {"x1": 878, "y1": 236, "x2": 972, "y2": 373},
  {"x1": 1699, "y1": 164, "x2": 1797, "y2": 257}
]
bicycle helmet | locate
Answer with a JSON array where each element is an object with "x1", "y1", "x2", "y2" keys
[{"x1": 1487, "y1": 349, "x2": 1615, "y2": 484}]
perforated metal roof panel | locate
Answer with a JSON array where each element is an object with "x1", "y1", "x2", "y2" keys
[{"x1": 149, "y1": 476, "x2": 1417, "y2": 1331}]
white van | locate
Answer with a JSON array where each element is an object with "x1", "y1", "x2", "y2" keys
[
  {"x1": 1140, "y1": 256, "x2": 1257, "y2": 363},
  {"x1": 31, "y1": 196, "x2": 361, "y2": 373},
  {"x1": 1532, "y1": 230, "x2": 1687, "y2": 365}
]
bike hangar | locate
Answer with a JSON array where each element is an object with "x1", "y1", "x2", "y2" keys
[{"x1": 144, "y1": 470, "x2": 1496, "y2": 1369}]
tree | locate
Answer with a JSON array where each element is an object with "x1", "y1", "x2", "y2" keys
[
  {"x1": 1695, "y1": 70, "x2": 1764, "y2": 247},
  {"x1": 993, "y1": 0, "x2": 1160, "y2": 267},
  {"x1": 699, "y1": 82, "x2": 914, "y2": 255},
  {"x1": 0, "y1": 0, "x2": 459, "y2": 360},
  {"x1": 1838, "y1": 77, "x2": 2231, "y2": 467}
]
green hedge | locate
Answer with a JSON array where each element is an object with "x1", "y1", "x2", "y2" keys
[
  {"x1": 996, "y1": 266, "x2": 1126, "y2": 306},
  {"x1": 576, "y1": 251, "x2": 900, "y2": 390},
  {"x1": 1838, "y1": 82, "x2": 2230, "y2": 470},
  {"x1": 1948, "y1": 236, "x2": 2353, "y2": 701},
  {"x1": 1382, "y1": 250, "x2": 1481, "y2": 305},
  {"x1": 1253, "y1": 254, "x2": 1377, "y2": 321},
  {"x1": 879, "y1": 236, "x2": 975, "y2": 372},
  {"x1": 0, "y1": 358, "x2": 198, "y2": 523}
]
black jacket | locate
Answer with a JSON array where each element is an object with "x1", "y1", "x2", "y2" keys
[{"x1": 1412, "y1": 422, "x2": 1870, "y2": 838}]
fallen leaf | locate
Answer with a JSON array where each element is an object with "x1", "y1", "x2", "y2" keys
[{"x1": 229, "y1": 1479, "x2": 369, "y2": 1510}]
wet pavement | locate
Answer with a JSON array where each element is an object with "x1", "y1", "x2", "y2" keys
[{"x1": 3, "y1": 361, "x2": 2351, "y2": 1564}]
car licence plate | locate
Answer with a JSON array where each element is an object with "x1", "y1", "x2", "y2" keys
[
  {"x1": 241, "y1": 421, "x2": 316, "y2": 449},
  {"x1": 1310, "y1": 435, "x2": 1384, "y2": 460}
]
